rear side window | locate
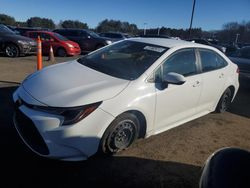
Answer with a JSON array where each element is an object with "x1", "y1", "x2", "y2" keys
[
  {"x1": 29, "y1": 32, "x2": 39, "y2": 38},
  {"x1": 162, "y1": 49, "x2": 197, "y2": 77},
  {"x1": 40, "y1": 33, "x2": 51, "y2": 41},
  {"x1": 199, "y1": 49, "x2": 227, "y2": 72},
  {"x1": 240, "y1": 47, "x2": 250, "y2": 59}
]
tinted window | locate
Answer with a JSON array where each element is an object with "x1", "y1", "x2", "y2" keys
[
  {"x1": 29, "y1": 32, "x2": 39, "y2": 38},
  {"x1": 240, "y1": 47, "x2": 250, "y2": 59},
  {"x1": 199, "y1": 49, "x2": 227, "y2": 72},
  {"x1": 54, "y1": 33, "x2": 68, "y2": 41},
  {"x1": 0, "y1": 24, "x2": 15, "y2": 34},
  {"x1": 87, "y1": 30, "x2": 99, "y2": 38},
  {"x1": 216, "y1": 54, "x2": 228, "y2": 68},
  {"x1": 40, "y1": 33, "x2": 51, "y2": 41},
  {"x1": 78, "y1": 40, "x2": 168, "y2": 80},
  {"x1": 162, "y1": 49, "x2": 197, "y2": 77},
  {"x1": 68, "y1": 30, "x2": 79, "y2": 36},
  {"x1": 55, "y1": 30, "x2": 66, "y2": 35}
]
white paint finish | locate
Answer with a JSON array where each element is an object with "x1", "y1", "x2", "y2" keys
[
  {"x1": 13, "y1": 38, "x2": 239, "y2": 160},
  {"x1": 197, "y1": 68, "x2": 227, "y2": 113},
  {"x1": 14, "y1": 104, "x2": 114, "y2": 160},
  {"x1": 22, "y1": 60, "x2": 129, "y2": 107},
  {"x1": 154, "y1": 74, "x2": 202, "y2": 131}
]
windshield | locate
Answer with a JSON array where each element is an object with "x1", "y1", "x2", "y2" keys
[
  {"x1": 77, "y1": 40, "x2": 168, "y2": 80},
  {"x1": 0, "y1": 24, "x2": 15, "y2": 34},
  {"x1": 88, "y1": 30, "x2": 100, "y2": 38},
  {"x1": 54, "y1": 33, "x2": 68, "y2": 41}
]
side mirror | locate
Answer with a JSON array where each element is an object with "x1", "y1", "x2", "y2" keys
[{"x1": 163, "y1": 72, "x2": 186, "y2": 85}]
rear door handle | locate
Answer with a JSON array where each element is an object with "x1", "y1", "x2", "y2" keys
[{"x1": 219, "y1": 73, "x2": 224, "y2": 78}]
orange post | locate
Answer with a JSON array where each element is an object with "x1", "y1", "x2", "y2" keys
[{"x1": 37, "y1": 36, "x2": 42, "y2": 70}]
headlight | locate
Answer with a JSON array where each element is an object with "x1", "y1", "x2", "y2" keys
[
  {"x1": 105, "y1": 40, "x2": 112, "y2": 45},
  {"x1": 33, "y1": 102, "x2": 102, "y2": 125},
  {"x1": 66, "y1": 43, "x2": 74, "y2": 48},
  {"x1": 18, "y1": 40, "x2": 29, "y2": 45}
]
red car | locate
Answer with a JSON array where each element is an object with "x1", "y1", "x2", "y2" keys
[{"x1": 25, "y1": 31, "x2": 81, "y2": 57}]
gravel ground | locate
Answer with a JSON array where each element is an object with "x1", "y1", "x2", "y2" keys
[{"x1": 0, "y1": 55, "x2": 249, "y2": 188}]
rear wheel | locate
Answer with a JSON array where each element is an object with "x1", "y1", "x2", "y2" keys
[
  {"x1": 216, "y1": 88, "x2": 232, "y2": 113},
  {"x1": 5, "y1": 44, "x2": 19, "y2": 57},
  {"x1": 100, "y1": 113, "x2": 139, "y2": 155},
  {"x1": 56, "y1": 48, "x2": 67, "y2": 57}
]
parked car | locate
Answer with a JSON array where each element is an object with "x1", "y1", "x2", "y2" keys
[
  {"x1": 229, "y1": 46, "x2": 250, "y2": 81},
  {"x1": 225, "y1": 44, "x2": 240, "y2": 56},
  {"x1": 13, "y1": 27, "x2": 50, "y2": 36},
  {"x1": 53, "y1": 29, "x2": 112, "y2": 53},
  {"x1": 25, "y1": 31, "x2": 81, "y2": 57},
  {"x1": 13, "y1": 38, "x2": 239, "y2": 161},
  {"x1": 0, "y1": 24, "x2": 37, "y2": 57},
  {"x1": 140, "y1": 34, "x2": 170, "y2": 39},
  {"x1": 99, "y1": 32, "x2": 131, "y2": 42},
  {"x1": 188, "y1": 38, "x2": 226, "y2": 53}
]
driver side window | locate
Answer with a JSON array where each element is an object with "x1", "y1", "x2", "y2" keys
[{"x1": 162, "y1": 49, "x2": 197, "y2": 77}]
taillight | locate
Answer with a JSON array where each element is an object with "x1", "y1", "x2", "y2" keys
[{"x1": 236, "y1": 67, "x2": 239, "y2": 74}]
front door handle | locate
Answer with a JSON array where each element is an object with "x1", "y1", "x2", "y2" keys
[{"x1": 193, "y1": 80, "x2": 201, "y2": 87}]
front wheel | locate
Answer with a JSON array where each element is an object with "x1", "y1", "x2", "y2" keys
[
  {"x1": 100, "y1": 113, "x2": 139, "y2": 155},
  {"x1": 216, "y1": 88, "x2": 232, "y2": 113},
  {"x1": 56, "y1": 48, "x2": 67, "y2": 57},
  {"x1": 5, "y1": 44, "x2": 19, "y2": 57}
]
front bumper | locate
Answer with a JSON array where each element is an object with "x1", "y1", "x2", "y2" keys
[
  {"x1": 13, "y1": 87, "x2": 114, "y2": 161},
  {"x1": 66, "y1": 47, "x2": 81, "y2": 56},
  {"x1": 19, "y1": 42, "x2": 37, "y2": 55}
]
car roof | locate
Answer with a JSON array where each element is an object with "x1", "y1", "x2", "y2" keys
[
  {"x1": 54, "y1": 28, "x2": 87, "y2": 31},
  {"x1": 129, "y1": 37, "x2": 205, "y2": 48},
  {"x1": 27, "y1": 30, "x2": 55, "y2": 35}
]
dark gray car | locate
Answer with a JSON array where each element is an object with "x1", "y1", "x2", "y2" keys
[
  {"x1": 188, "y1": 38, "x2": 226, "y2": 53},
  {"x1": 99, "y1": 32, "x2": 131, "y2": 42},
  {"x1": 54, "y1": 29, "x2": 112, "y2": 54},
  {"x1": 0, "y1": 24, "x2": 37, "y2": 57},
  {"x1": 229, "y1": 46, "x2": 250, "y2": 82}
]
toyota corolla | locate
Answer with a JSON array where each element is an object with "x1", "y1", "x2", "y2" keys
[{"x1": 13, "y1": 38, "x2": 239, "y2": 161}]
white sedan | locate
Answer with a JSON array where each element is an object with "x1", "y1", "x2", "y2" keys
[{"x1": 13, "y1": 38, "x2": 239, "y2": 161}]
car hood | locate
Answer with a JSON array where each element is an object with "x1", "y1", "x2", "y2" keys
[{"x1": 22, "y1": 60, "x2": 130, "y2": 107}]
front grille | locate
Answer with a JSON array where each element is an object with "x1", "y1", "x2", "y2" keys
[{"x1": 15, "y1": 108, "x2": 49, "y2": 155}]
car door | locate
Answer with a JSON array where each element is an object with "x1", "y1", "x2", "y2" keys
[
  {"x1": 154, "y1": 48, "x2": 202, "y2": 132},
  {"x1": 196, "y1": 49, "x2": 228, "y2": 113},
  {"x1": 40, "y1": 33, "x2": 52, "y2": 54}
]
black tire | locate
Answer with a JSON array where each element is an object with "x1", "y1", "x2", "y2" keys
[
  {"x1": 5, "y1": 44, "x2": 19, "y2": 57},
  {"x1": 100, "y1": 113, "x2": 139, "y2": 155},
  {"x1": 216, "y1": 88, "x2": 232, "y2": 113},
  {"x1": 56, "y1": 48, "x2": 67, "y2": 57}
]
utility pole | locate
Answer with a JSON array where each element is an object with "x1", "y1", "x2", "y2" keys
[
  {"x1": 144, "y1": 23, "x2": 147, "y2": 35},
  {"x1": 235, "y1": 33, "x2": 240, "y2": 45},
  {"x1": 189, "y1": 0, "x2": 196, "y2": 39},
  {"x1": 157, "y1": 27, "x2": 160, "y2": 35}
]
